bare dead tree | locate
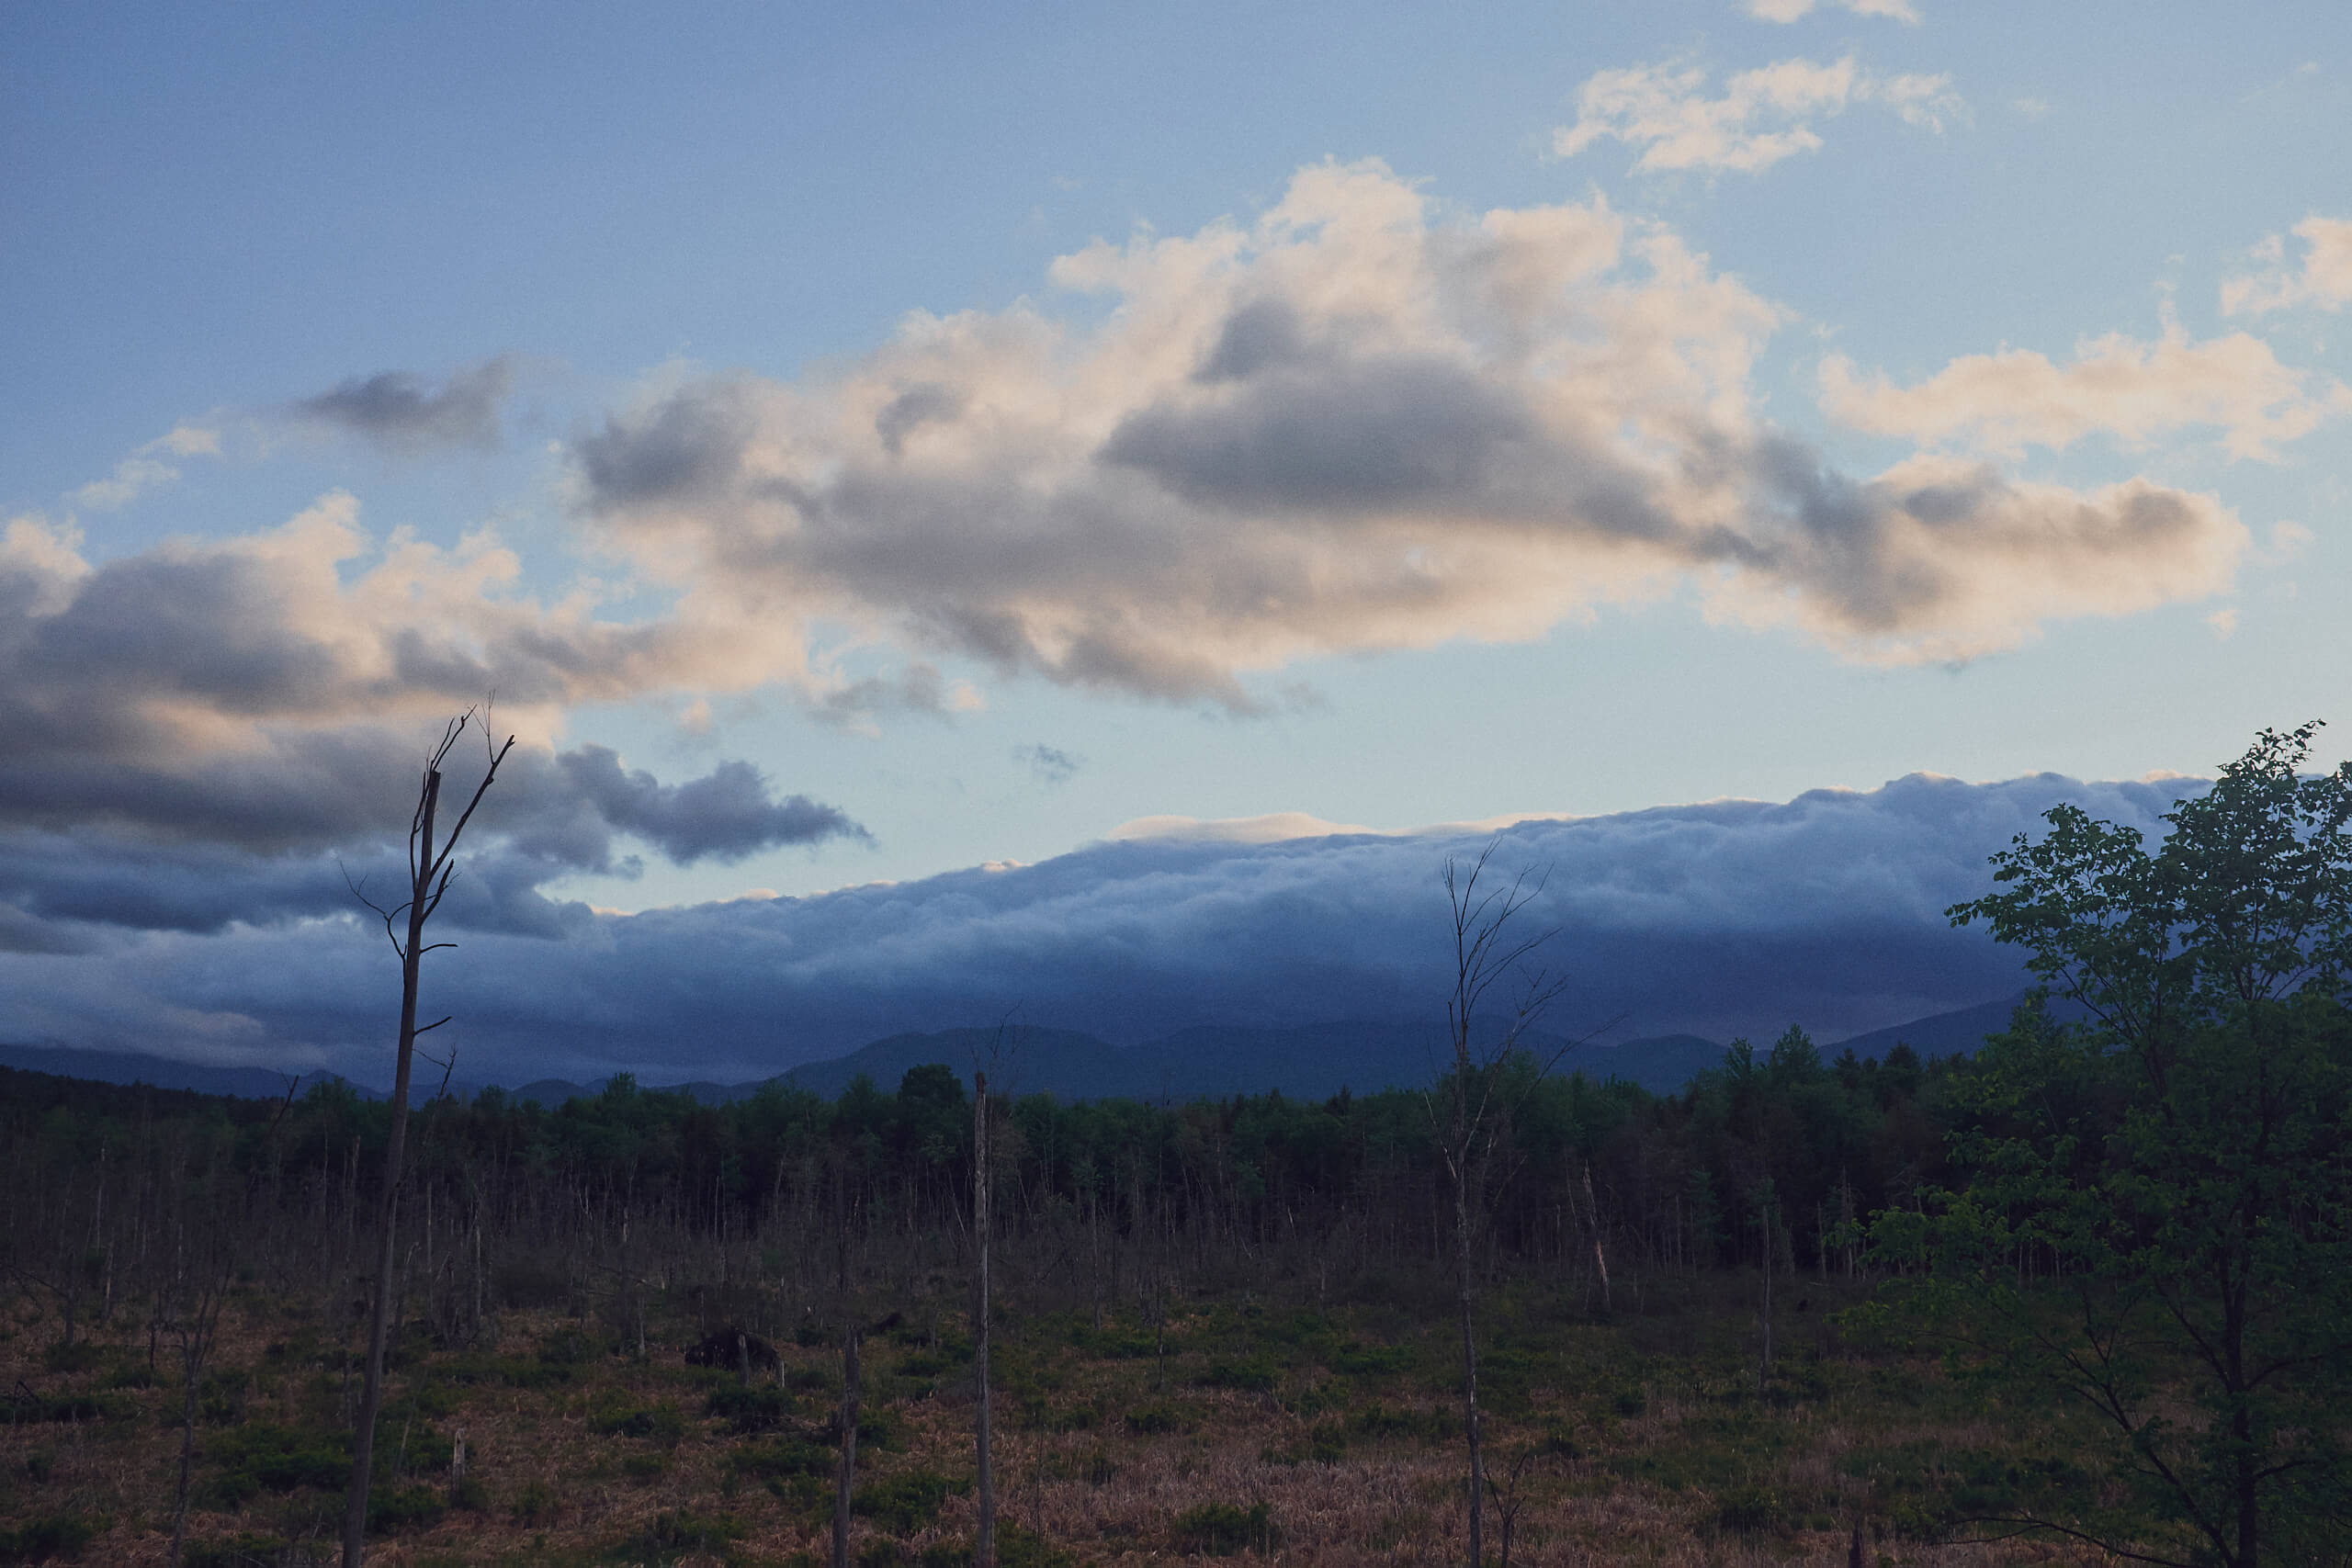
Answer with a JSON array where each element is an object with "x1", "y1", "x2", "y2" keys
[
  {"x1": 1430, "y1": 841, "x2": 1572, "y2": 1568},
  {"x1": 833, "y1": 1322, "x2": 860, "y2": 1568},
  {"x1": 974, "y1": 1066, "x2": 997, "y2": 1568},
  {"x1": 340, "y1": 711, "x2": 514, "y2": 1567},
  {"x1": 968, "y1": 1015, "x2": 1020, "y2": 1568}
]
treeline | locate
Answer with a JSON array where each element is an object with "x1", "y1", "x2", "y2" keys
[{"x1": 2, "y1": 1027, "x2": 1953, "y2": 1350}]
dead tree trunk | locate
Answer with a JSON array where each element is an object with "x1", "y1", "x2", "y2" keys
[
  {"x1": 974, "y1": 1070, "x2": 996, "y2": 1568},
  {"x1": 833, "y1": 1325, "x2": 860, "y2": 1568},
  {"x1": 1432, "y1": 843, "x2": 1568, "y2": 1568},
  {"x1": 341, "y1": 714, "x2": 512, "y2": 1568}
]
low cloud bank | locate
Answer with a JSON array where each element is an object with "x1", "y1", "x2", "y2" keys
[{"x1": 0, "y1": 770, "x2": 2198, "y2": 1086}]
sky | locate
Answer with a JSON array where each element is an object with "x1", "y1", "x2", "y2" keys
[{"x1": 3, "y1": 3, "x2": 2348, "y2": 1081}]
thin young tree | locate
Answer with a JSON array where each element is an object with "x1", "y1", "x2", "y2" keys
[
  {"x1": 340, "y1": 711, "x2": 514, "y2": 1567},
  {"x1": 1430, "y1": 841, "x2": 1571, "y2": 1568}
]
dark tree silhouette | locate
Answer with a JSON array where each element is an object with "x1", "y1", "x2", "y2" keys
[{"x1": 340, "y1": 711, "x2": 513, "y2": 1567}]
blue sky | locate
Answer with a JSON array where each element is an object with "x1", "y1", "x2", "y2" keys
[{"x1": 3, "y1": 4, "x2": 2348, "y2": 1076}]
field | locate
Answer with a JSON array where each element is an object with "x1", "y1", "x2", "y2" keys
[{"x1": 0, "y1": 1265, "x2": 2128, "y2": 1567}]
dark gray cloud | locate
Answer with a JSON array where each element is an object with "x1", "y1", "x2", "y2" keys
[
  {"x1": 1102, "y1": 354, "x2": 1544, "y2": 513},
  {"x1": 0, "y1": 769, "x2": 2203, "y2": 1086},
  {"x1": 545, "y1": 746, "x2": 865, "y2": 865},
  {"x1": 0, "y1": 732, "x2": 863, "y2": 953},
  {"x1": 576, "y1": 378, "x2": 759, "y2": 507},
  {"x1": 875, "y1": 384, "x2": 963, "y2": 456},
  {"x1": 292, "y1": 356, "x2": 515, "y2": 451}
]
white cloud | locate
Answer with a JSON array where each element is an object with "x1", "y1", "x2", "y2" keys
[
  {"x1": 1747, "y1": 0, "x2": 1921, "y2": 21},
  {"x1": 1553, "y1": 55, "x2": 1962, "y2": 175},
  {"x1": 64, "y1": 423, "x2": 225, "y2": 511},
  {"x1": 1107, "y1": 811, "x2": 1375, "y2": 844},
  {"x1": 1819, "y1": 317, "x2": 2352, "y2": 461},
  {"x1": 2222, "y1": 216, "x2": 2352, "y2": 316},
  {"x1": 573, "y1": 160, "x2": 2240, "y2": 695}
]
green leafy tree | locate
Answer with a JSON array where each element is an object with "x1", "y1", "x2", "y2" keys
[{"x1": 1872, "y1": 725, "x2": 2352, "y2": 1564}]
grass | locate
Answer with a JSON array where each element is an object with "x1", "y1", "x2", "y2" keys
[{"x1": 0, "y1": 1271, "x2": 2151, "y2": 1565}]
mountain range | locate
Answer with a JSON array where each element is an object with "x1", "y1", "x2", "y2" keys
[{"x1": 0, "y1": 993, "x2": 2041, "y2": 1109}]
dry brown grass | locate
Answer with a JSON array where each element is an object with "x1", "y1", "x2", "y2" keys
[{"x1": 0, "y1": 1288, "x2": 2141, "y2": 1566}]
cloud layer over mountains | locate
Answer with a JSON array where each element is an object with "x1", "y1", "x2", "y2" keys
[
  {"x1": 7, "y1": 155, "x2": 2310, "y2": 1090},
  {"x1": 0, "y1": 768, "x2": 2197, "y2": 1087}
]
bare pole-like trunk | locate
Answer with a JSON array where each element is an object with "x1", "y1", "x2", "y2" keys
[
  {"x1": 341, "y1": 716, "x2": 512, "y2": 1568},
  {"x1": 1432, "y1": 844, "x2": 1570, "y2": 1568},
  {"x1": 342, "y1": 768, "x2": 438, "y2": 1567},
  {"x1": 832, "y1": 1325, "x2": 860, "y2": 1568},
  {"x1": 975, "y1": 1070, "x2": 996, "y2": 1568},
  {"x1": 1453, "y1": 1146, "x2": 1484, "y2": 1568},
  {"x1": 1583, "y1": 1164, "x2": 1611, "y2": 1313}
]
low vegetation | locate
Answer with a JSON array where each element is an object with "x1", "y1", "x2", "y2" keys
[{"x1": 2, "y1": 727, "x2": 2347, "y2": 1563}]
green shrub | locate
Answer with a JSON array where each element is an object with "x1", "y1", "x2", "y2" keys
[
  {"x1": 368, "y1": 1483, "x2": 445, "y2": 1533},
  {"x1": 1123, "y1": 1403, "x2": 1193, "y2": 1436},
  {"x1": 728, "y1": 1437, "x2": 835, "y2": 1481},
  {"x1": 440, "y1": 1352, "x2": 571, "y2": 1390},
  {"x1": 0, "y1": 1391, "x2": 120, "y2": 1425},
  {"x1": 0, "y1": 1511, "x2": 101, "y2": 1563},
  {"x1": 1170, "y1": 1501, "x2": 1276, "y2": 1555},
  {"x1": 593, "y1": 1400, "x2": 686, "y2": 1445},
  {"x1": 1197, "y1": 1357, "x2": 1276, "y2": 1393},
  {"x1": 605, "y1": 1508, "x2": 743, "y2": 1564},
  {"x1": 199, "y1": 1424, "x2": 351, "y2": 1506},
  {"x1": 182, "y1": 1534, "x2": 290, "y2": 1568},
  {"x1": 854, "y1": 1469, "x2": 968, "y2": 1535},
  {"x1": 704, "y1": 1383, "x2": 795, "y2": 1434},
  {"x1": 39, "y1": 1341, "x2": 103, "y2": 1375},
  {"x1": 511, "y1": 1478, "x2": 560, "y2": 1527},
  {"x1": 1069, "y1": 1324, "x2": 1159, "y2": 1359},
  {"x1": 818, "y1": 1407, "x2": 906, "y2": 1452},
  {"x1": 198, "y1": 1368, "x2": 251, "y2": 1426},
  {"x1": 1711, "y1": 1484, "x2": 1785, "y2": 1534},
  {"x1": 912, "y1": 1521, "x2": 1072, "y2": 1568},
  {"x1": 1327, "y1": 1340, "x2": 1412, "y2": 1376},
  {"x1": 1348, "y1": 1403, "x2": 1456, "y2": 1443}
]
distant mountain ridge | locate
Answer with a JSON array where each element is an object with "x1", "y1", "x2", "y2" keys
[{"x1": 0, "y1": 992, "x2": 2045, "y2": 1110}]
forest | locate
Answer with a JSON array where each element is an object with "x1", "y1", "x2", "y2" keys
[{"x1": 0, "y1": 728, "x2": 2346, "y2": 1567}]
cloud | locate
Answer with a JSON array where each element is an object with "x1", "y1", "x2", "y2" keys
[
  {"x1": 1108, "y1": 811, "x2": 1373, "y2": 844},
  {"x1": 1747, "y1": 0, "x2": 1920, "y2": 20},
  {"x1": 547, "y1": 746, "x2": 864, "y2": 865},
  {"x1": 2222, "y1": 216, "x2": 2352, "y2": 316},
  {"x1": 1015, "y1": 743, "x2": 1082, "y2": 785},
  {"x1": 0, "y1": 493, "x2": 862, "y2": 942},
  {"x1": 291, "y1": 356, "x2": 516, "y2": 451},
  {"x1": 0, "y1": 494, "x2": 796, "y2": 803},
  {"x1": 1819, "y1": 318, "x2": 2352, "y2": 461},
  {"x1": 65, "y1": 423, "x2": 225, "y2": 511},
  {"x1": 571, "y1": 161, "x2": 2239, "y2": 696},
  {"x1": 0, "y1": 770, "x2": 2204, "y2": 1082},
  {"x1": 1553, "y1": 56, "x2": 1962, "y2": 175},
  {"x1": 0, "y1": 731, "x2": 864, "y2": 952}
]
